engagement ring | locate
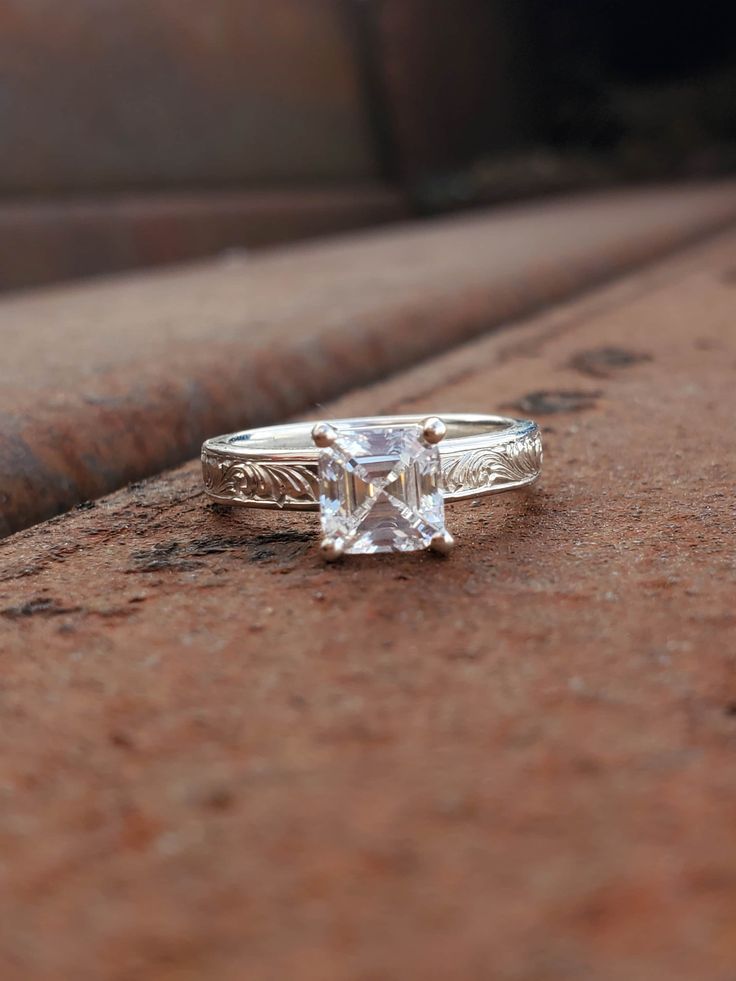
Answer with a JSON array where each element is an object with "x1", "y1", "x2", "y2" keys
[{"x1": 202, "y1": 414, "x2": 542, "y2": 559}]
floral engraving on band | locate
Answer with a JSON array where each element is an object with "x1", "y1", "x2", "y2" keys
[
  {"x1": 441, "y1": 433, "x2": 542, "y2": 495},
  {"x1": 202, "y1": 453, "x2": 319, "y2": 506},
  {"x1": 203, "y1": 430, "x2": 542, "y2": 506}
]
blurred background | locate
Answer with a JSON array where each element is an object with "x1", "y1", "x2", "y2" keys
[{"x1": 1, "y1": 0, "x2": 735, "y2": 294}]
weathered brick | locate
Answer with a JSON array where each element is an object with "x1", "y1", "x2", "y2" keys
[
  {"x1": 0, "y1": 185, "x2": 405, "y2": 292},
  {"x1": 2, "y1": 183, "x2": 736, "y2": 536},
  {"x1": 0, "y1": 232, "x2": 734, "y2": 980}
]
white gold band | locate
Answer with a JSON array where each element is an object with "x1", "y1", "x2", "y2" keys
[{"x1": 201, "y1": 414, "x2": 542, "y2": 510}]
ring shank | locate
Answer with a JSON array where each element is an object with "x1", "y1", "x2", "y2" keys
[
  {"x1": 202, "y1": 414, "x2": 542, "y2": 510},
  {"x1": 227, "y1": 415, "x2": 519, "y2": 450}
]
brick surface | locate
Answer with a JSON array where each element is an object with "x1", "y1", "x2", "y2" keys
[
  {"x1": 370, "y1": 0, "x2": 530, "y2": 180},
  {"x1": 0, "y1": 233, "x2": 735, "y2": 980},
  {"x1": 0, "y1": 0, "x2": 376, "y2": 192},
  {"x1": 2, "y1": 182, "x2": 736, "y2": 537},
  {"x1": 0, "y1": 185, "x2": 405, "y2": 292}
]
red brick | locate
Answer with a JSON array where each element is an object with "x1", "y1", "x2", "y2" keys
[
  {"x1": 1, "y1": 183, "x2": 736, "y2": 536},
  {"x1": 0, "y1": 184, "x2": 405, "y2": 292},
  {"x1": 0, "y1": 232, "x2": 735, "y2": 979}
]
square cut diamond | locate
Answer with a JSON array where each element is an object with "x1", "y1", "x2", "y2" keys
[{"x1": 318, "y1": 424, "x2": 445, "y2": 554}]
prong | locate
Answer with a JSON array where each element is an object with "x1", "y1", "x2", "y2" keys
[
  {"x1": 422, "y1": 416, "x2": 447, "y2": 445},
  {"x1": 311, "y1": 421, "x2": 337, "y2": 448},
  {"x1": 429, "y1": 529, "x2": 455, "y2": 556},
  {"x1": 320, "y1": 536, "x2": 345, "y2": 562}
]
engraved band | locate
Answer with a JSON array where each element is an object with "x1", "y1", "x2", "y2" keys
[{"x1": 202, "y1": 414, "x2": 542, "y2": 510}]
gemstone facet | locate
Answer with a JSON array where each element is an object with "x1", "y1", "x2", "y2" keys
[{"x1": 317, "y1": 423, "x2": 446, "y2": 555}]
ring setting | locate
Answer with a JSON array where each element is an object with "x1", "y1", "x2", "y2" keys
[
  {"x1": 202, "y1": 414, "x2": 542, "y2": 560},
  {"x1": 314, "y1": 417, "x2": 450, "y2": 559}
]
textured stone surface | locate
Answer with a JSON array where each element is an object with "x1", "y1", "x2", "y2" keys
[
  {"x1": 3, "y1": 182, "x2": 736, "y2": 537},
  {"x1": 1, "y1": 232, "x2": 735, "y2": 979}
]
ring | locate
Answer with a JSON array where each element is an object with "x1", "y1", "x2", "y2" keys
[{"x1": 202, "y1": 414, "x2": 542, "y2": 559}]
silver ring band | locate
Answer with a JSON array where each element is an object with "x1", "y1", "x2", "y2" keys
[{"x1": 202, "y1": 414, "x2": 542, "y2": 511}]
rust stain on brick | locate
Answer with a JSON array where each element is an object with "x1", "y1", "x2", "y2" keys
[
  {"x1": 127, "y1": 530, "x2": 315, "y2": 572},
  {"x1": 509, "y1": 388, "x2": 603, "y2": 413},
  {"x1": 0, "y1": 596, "x2": 82, "y2": 619},
  {"x1": 568, "y1": 345, "x2": 652, "y2": 377}
]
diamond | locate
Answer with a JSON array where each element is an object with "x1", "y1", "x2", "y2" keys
[{"x1": 317, "y1": 423, "x2": 446, "y2": 554}]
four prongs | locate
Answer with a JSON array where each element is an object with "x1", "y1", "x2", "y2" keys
[
  {"x1": 429, "y1": 529, "x2": 455, "y2": 556},
  {"x1": 320, "y1": 536, "x2": 345, "y2": 562},
  {"x1": 311, "y1": 421, "x2": 337, "y2": 448},
  {"x1": 421, "y1": 416, "x2": 447, "y2": 445}
]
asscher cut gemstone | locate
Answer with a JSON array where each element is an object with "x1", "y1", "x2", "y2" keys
[{"x1": 317, "y1": 423, "x2": 446, "y2": 554}]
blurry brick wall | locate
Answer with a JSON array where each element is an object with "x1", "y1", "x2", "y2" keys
[
  {"x1": 0, "y1": 0, "x2": 528, "y2": 291},
  {"x1": 366, "y1": 0, "x2": 531, "y2": 185},
  {"x1": 0, "y1": 0, "x2": 377, "y2": 190}
]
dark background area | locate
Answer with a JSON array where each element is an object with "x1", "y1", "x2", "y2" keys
[
  {"x1": 527, "y1": 0, "x2": 736, "y2": 177},
  {"x1": 400, "y1": 0, "x2": 736, "y2": 208}
]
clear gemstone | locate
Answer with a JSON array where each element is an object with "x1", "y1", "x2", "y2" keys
[{"x1": 318, "y1": 424, "x2": 445, "y2": 554}]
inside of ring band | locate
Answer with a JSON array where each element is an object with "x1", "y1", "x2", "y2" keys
[{"x1": 226, "y1": 416, "x2": 518, "y2": 450}]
